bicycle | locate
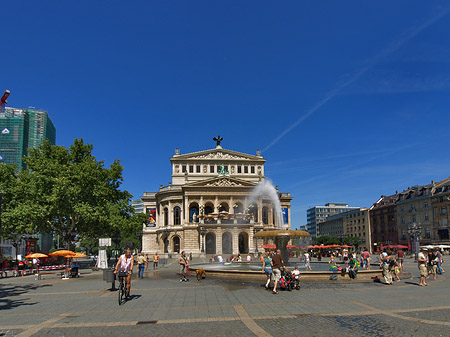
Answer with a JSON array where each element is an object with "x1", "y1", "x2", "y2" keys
[{"x1": 117, "y1": 271, "x2": 129, "y2": 305}]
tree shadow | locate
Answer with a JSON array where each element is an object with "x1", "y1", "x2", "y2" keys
[{"x1": 0, "y1": 283, "x2": 52, "y2": 310}]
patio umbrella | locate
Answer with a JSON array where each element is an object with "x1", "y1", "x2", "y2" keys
[
  {"x1": 25, "y1": 253, "x2": 48, "y2": 259},
  {"x1": 49, "y1": 250, "x2": 77, "y2": 257},
  {"x1": 286, "y1": 245, "x2": 298, "y2": 249},
  {"x1": 261, "y1": 244, "x2": 276, "y2": 249},
  {"x1": 72, "y1": 252, "x2": 87, "y2": 258},
  {"x1": 340, "y1": 245, "x2": 352, "y2": 248},
  {"x1": 437, "y1": 245, "x2": 450, "y2": 249},
  {"x1": 394, "y1": 245, "x2": 408, "y2": 249}
]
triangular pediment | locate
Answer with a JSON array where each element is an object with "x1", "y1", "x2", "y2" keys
[
  {"x1": 171, "y1": 148, "x2": 265, "y2": 162},
  {"x1": 184, "y1": 176, "x2": 258, "y2": 188}
]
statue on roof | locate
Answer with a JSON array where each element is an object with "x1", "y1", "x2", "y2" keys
[{"x1": 213, "y1": 135, "x2": 223, "y2": 147}]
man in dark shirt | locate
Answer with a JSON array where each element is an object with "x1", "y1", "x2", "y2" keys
[{"x1": 271, "y1": 250, "x2": 284, "y2": 294}]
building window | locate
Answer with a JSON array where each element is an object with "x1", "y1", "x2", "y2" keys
[
  {"x1": 442, "y1": 207, "x2": 447, "y2": 215},
  {"x1": 401, "y1": 217, "x2": 404, "y2": 224},
  {"x1": 173, "y1": 206, "x2": 181, "y2": 225},
  {"x1": 210, "y1": 165, "x2": 214, "y2": 173},
  {"x1": 412, "y1": 215, "x2": 416, "y2": 223},
  {"x1": 196, "y1": 165, "x2": 201, "y2": 173},
  {"x1": 424, "y1": 202, "x2": 428, "y2": 208},
  {"x1": 164, "y1": 208, "x2": 169, "y2": 226},
  {"x1": 244, "y1": 166, "x2": 248, "y2": 173},
  {"x1": 189, "y1": 165, "x2": 194, "y2": 173},
  {"x1": 224, "y1": 165, "x2": 228, "y2": 172},
  {"x1": 182, "y1": 165, "x2": 187, "y2": 173},
  {"x1": 424, "y1": 213, "x2": 429, "y2": 221},
  {"x1": 237, "y1": 166, "x2": 242, "y2": 174},
  {"x1": 251, "y1": 166, "x2": 255, "y2": 174},
  {"x1": 425, "y1": 228, "x2": 431, "y2": 239},
  {"x1": 262, "y1": 207, "x2": 269, "y2": 225}
]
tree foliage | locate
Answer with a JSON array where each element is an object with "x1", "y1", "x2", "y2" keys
[{"x1": 0, "y1": 139, "x2": 143, "y2": 249}]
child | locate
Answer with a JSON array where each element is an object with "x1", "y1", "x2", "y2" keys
[
  {"x1": 292, "y1": 266, "x2": 300, "y2": 289},
  {"x1": 391, "y1": 259, "x2": 401, "y2": 282}
]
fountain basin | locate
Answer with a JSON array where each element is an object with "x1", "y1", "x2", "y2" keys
[{"x1": 190, "y1": 262, "x2": 383, "y2": 283}]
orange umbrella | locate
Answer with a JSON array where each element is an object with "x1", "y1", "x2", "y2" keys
[
  {"x1": 49, "y1": 250, "x2": 77, "y2": 257},
  {"x1": 261, "y1": 244, "x2": 277, "y2": 249},
  {"x1": 72, "y1": 252, "x2": 87, "y2": 258},
  {"x1": 25, "y1": 253, "x2": 48, "y2": 259}
]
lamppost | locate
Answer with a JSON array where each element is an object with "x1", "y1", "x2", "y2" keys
[
  {"x1": 162, "y1": 228, "x2": 170, "y2": 254},
  {"x1": 199, "y1": 227, "x2": 206, "y2": 253},
  {"x1": 408, "y1": 223, "x2": 422, "y2": 262},
  {"x1": 135, "y1": 230, "x2": 143, "y2": 252}
]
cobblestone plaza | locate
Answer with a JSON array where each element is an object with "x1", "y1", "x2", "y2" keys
[{"x1": 1, "y1": 259, "x2": 449, "y2": 336}]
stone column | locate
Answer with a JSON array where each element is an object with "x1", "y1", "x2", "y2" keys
[
  {"x1": 257, "y1": 198, "x2": 263, "y2": 225},
  {"x1": 184, "y1": 196, "x2": 189, "y2": 223},
  {"x1": 216, "y1": 227, "x2": 223, "y2": 255},
  {"x1": 249, "y1": 228, "x2": 254, "y2": 253},
  {"x1": 233, "y1": 227, "x2": 239, "y2": 255},
  {"x1": 168, "y1": 201, "x2": 173, "y2": 226}
]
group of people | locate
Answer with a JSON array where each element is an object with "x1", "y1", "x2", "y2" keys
[
  {"x1": 135, "y1": 252, "x2": 161, "y2": 278},
  {"x1": 262, "y1": 250, "x2": 300, "y2": 294},
  {"x1": 417, "y1": 247, "x2": 445, "y2": 286}
]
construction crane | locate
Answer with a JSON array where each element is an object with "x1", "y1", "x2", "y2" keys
[{"x1": 1, "y1": 90, "x2": 11, "y2": 113}]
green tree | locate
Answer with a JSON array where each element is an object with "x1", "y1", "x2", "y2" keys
[{"x1": 0, "y1": 139, "x2": 142, "y2": 250}]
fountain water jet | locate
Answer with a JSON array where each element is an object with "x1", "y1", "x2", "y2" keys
[{"x1": 247, "y1": 180, "x2": 284, "y2": 228}]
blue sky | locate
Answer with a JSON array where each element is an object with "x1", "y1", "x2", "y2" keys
[{"x1": 2, "y1": 1, "x2": 450, "y2": 227}]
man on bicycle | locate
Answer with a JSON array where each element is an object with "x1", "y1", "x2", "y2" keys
[{"x1": 114, "y1": 249, "x2": 134, "y2": 299}]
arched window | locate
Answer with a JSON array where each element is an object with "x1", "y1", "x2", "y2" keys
[
  {"x1": 174, "y1": 206, "x2": 181, "y2": 225},
  {"x1": 189, "y1": 203, "x2": 199, "y2": 222},
  {"x1": 262, "y1": 206, "x2": 269, "y2": 225},
  {"x1": 164, "y1": 208, "x2": 169, "y2": 226},
  {"x1": 205, "y1": 204, "x2": 214, "y2": 215}
]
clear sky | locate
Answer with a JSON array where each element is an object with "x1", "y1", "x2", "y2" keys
[{"x1": 2, "y1": 1, "x2": 450, "y2": 227}]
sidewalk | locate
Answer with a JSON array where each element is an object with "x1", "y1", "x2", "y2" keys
[{"x1": 0, "y1": 257, "x2": 448, "y2": 336}]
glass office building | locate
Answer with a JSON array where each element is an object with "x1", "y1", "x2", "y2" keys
[{"x1": 0, "y1": 107, "x2": 56, "y2": 170}]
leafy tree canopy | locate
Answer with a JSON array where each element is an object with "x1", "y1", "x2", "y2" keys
[{"x1": 0, "y1": 139, "x2": 143, "y2": 249}]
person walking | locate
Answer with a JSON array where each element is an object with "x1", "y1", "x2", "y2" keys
[
  {"x1": 381, "y1": 249, "x2": 394, "y2": 285},
  {"x1": 271, "y1": 249, "x2": 284, "y2": 294},
  {"x1": 153, "y1": 252, "x2": 160, "y2": 270},
  {"x1": 427, "y1": 249, "x2": 438, "y2": 281},
  {"x1": 137, "y1": 253, "x2": 146, "y2": 278},
  {"x1": 418, "y1": 247, "x2": 428, "y2": 286},
  {"x1": 179, "y1": 251, "x2": 189, "y2": 282},
  {"x1": 397, "y1": 249, "x2": 405, "y2": 272},
  {"x1": 435, "y1": 248, "x2": 443, "y2": 275},
  {"x1": 304, "y1": 251, "x2": 312, "y2": 271},
  {"x1": 262, "y1": 252, "x2": 273, "y2": 290}
]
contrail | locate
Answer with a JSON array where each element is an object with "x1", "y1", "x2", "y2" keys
[{"x1": 262, "y1": 7, "x2": 450, "y2": 153}]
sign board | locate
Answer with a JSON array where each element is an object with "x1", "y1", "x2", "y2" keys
[
  {"x1": 146, "y1": 208, "x2": 156, "y2": 227},
  {"x1": 97, "y1": 249, "x2": 108, "y2": 269},
  {"x1": 0, "y1": 154, "x2": 4, "y2": 162},
  {"x1": 99, "y1": 238, "x2": 111, "y2": 247},
  {"x1": 1, "y1": 128, "x2": 10, "y2": 135}
]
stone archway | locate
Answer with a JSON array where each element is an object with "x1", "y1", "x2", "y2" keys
[
  {"x1": 222, "y1": 232, "x2": 233, "y2": 254},
  {"x1": 205, "y1": 233, "x2": 216, "y2": 255},
  {"x1": 239, "y1": 232, "x2": 249, "y2": 254}
]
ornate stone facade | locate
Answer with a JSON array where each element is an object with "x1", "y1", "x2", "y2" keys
[{"x1": 141, "y1": 142, "x2": 292, "y2": 257}]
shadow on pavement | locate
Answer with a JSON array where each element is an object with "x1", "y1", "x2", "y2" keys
[{"x1": 0, "y1": 283, "x2": 51, "y2": 311}]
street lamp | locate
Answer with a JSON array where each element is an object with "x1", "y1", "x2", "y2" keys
[
  {"x1": 136, "y1": 230, "x2": 143, "y2": 252},
  {"x1": 162, "y1": 228, "x2": 170, "y2": 253},
  {"x1": 408, "y1": 223, "x2": 422, "y2": 261},
  {"x1": 199, "y1": 227, "x2": 206, "y2": 253}
]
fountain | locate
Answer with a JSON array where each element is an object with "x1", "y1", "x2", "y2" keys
[{"x1": 247, "y1": 179, "x2": 284, "y2": 228}]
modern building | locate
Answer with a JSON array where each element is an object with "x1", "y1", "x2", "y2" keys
[
  {"x1": 0, "y1": 107, "x2": 56, "y2": 255},
  {"x1": 431, "y1": 177, "x2": 450, "y2": 243},
  {"x1": 141, "y1": 139, "x2": 293, "y2": 257},
  {"x1": 0, "y1": 107, "x2": 55, "y2": 170},
  {"x1": 343, "y1": 208, "x2": 371, "y2": 252},
  {"x1": 306, "y1": 203, "x2": 358, "y2": 238},
  {"x1": 131, "y1": 199, "x2": 144, "y2": 213},
  {"x1": 317, "y1": 213, "x2": 345, "y2": 239},
  {"x1": 370, "y1": 195, "x2": 398, "y2": 252},
  {"x1": 396, "y1": 183, "x2": 434, "y2": 247}
]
